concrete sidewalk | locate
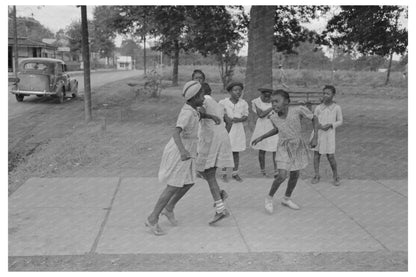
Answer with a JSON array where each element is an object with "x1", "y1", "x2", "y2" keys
[{"x1": 8, "y1": 177, "x2": 407, "y2": 256}]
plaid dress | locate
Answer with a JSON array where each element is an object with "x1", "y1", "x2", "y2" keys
[{"x1": 269, "y1": 106, "x2": 314, "y2": 171}]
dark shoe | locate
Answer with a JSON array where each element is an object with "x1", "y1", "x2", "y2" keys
[
  {"x1": 232, "y1": 174, "x2": 243, "y2": 182},
  {"x1": 311, "y1": 175, "x2": 320, "y2": 184},
  {"x1": 221, "y1": 174, "x2": 229, "y2": 183},
  {"x1": 145, "y1": 219, "x2": 166, "y2": 236},
  {"x1": 333, "y1": 176, "x2": 341, "y2": 186},
  {"x1": 208, "y1": 209, "x2": 230, "y2": 225}
]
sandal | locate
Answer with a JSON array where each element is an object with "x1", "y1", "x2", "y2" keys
[
  {"x1": 161, "y1": 209, "x2": 178, "y2": 226},
  {"x1": 145, "y1": 219, "x2": 166, "y2": 236}
]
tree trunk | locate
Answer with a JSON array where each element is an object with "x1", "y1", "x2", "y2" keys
[
  {"x1": 385, "y1": 50, "x2": 393, "y2": 86},
  {"x1": 172, "y1": 40, "x2": 180, "y2": 86},
  {"x1": 143, "y1": 35, "x2": 147, "y2": 76},
  {"x1": 245, "y1": 6, "x2": 276, "y2": 129},
  {"x1": 81, "y1": 6, "x2": 92, "y2": 122}
]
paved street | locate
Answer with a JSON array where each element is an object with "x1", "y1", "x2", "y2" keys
[{"x1": 9, "y1": 177, "x2": 407, "y2": 257}]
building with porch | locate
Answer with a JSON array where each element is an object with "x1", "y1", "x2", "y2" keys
[{"x1": 8, "y1": 37, "x2": 57, "y2": 72}]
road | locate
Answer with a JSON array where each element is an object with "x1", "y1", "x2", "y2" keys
[{"x1": 8, "y1": 70, "x2": 142, "y2": 120}]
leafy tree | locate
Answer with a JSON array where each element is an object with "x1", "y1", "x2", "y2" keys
[
  {"x1": 91, "y1": 6, "x2": 116, "y2": 64},
  {"x1": 186, "y1": 6, "x2": 247, "y2": 88},
  {"x1": 245, "y1": 6, "x2": 330, "y2": 127},
  {"x1": 354, "y1": 55, "x2": 386, "y2": 71},
  {"x1": 65, "y1": 20, "x2": 94, "y2": 61},
  {"x1": 8, "y1": 15, "x2": 54, "y2": 40},
  {"x1": 324, "y1": 5, "x2": 408, "y2": 85},
  {"x1": 101, "y1": 6, "x2": 156, "y2": 75}
]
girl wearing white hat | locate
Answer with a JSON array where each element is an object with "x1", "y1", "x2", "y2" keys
[{"x1": 146, "y1": 80, "x2": 205, "y2": 236}]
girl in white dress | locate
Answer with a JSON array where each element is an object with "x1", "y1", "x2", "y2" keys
[
  {"x1": 250, "y1": 88, "x2": 279, "y2": 176},
  {"x1": 146, "y1": 80, "x2": 205, "y2": 236},
  {"x1": 193, "y1": 69, "x2": 234, "y2": 225},
  {"x1": 219, "y1": 82, "x2": 249, "y2": 182},
  {"x1": 310, "y1": 85, "x2": 343, "y2": 186}
]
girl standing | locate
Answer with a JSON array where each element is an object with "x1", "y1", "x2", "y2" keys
[
  {"x1": 146, "y1": 80, "x2": 205, "y2": 235},
  {"x1": 219, "y1": 82, "x2": 249, "y2": 182},
  {"x1": 250, "y1": 87, "x2": 279, "y2": 176},
  {"x1": 252, "y1": 89, "x2": 318, "y2": 214},
  {"x1": 310, "y1": 85, "x2": 343, "y2": 186}
]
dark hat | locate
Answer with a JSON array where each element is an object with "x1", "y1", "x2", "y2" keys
[
  {"x1": 258, "y1": 87, "x2": 273, "y2": 93},
  {"x1": 226, "y1": 81, "x2": 244, "y2": 92}
]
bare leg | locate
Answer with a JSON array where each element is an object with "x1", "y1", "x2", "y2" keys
[
  {"x1": 327, "y1": 154, "x2": 338, "y2": 179},
  {"x1": 313, "y1": 151, "x2": 321, "y2": 177},
  {"x1": 200, "y1": 167, "x2": 221, "y2": 201},
  {"x1": 272, "y1": 152, "x2": 277, "y2": 173},
  {"x1": 148, "y1": 185, "x2": 180, "y2": 225},
  {"x1": 285, "y1": 170, "x2": 300, "y2": 198},
  {"x1": 268, "y1": 169, "x2": 288, "y2": 197},
  {"x1": 165, "y1": 183, "x2": 194, "y2": 212},
  {"x1": 233, "y1": 152, "x2": 239, "y2": 172},
  {"x1": 259, "y1": 150, "x2": 266, "y2": 172}
]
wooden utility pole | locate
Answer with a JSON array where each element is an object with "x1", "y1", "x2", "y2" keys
[
  {"x1": 80, "y1": 6, "x2": 92, "y2": 122},
  {"x1": 13, "y1": 6, "x2": 19, "y2": 77}
]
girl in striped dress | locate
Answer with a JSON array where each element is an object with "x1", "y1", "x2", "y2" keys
[{"x1": 252, "y1": 89, "x2": 318, "y2": 214}]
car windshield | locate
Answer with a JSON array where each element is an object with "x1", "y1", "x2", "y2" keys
[{"x1": 22, "y1": 62, "x2": 50, "y2": 73}]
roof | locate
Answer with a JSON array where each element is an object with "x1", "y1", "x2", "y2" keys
[
  {"x1": 19, "y1": 58, "x2": 65, "y2": 64},
  {"x1": 8, "y1": 37, "x2": 57, "y2": 50}
]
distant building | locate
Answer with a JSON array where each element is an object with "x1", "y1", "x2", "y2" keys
[
  {"x1": 8, "y1": 37, "x2": 57, "y2": 72},
  {"x1": 116, "y1": 56, "x2": 133, "y2": 70},
  {"x1": 378, "y1": 68, "x2": 388, "y2": 73}
]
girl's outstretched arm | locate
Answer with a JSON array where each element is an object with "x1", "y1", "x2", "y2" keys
[
  {"x1": 172, "y1": 127, "x2": 191, "y2": 161},
  {"x1": 252, "y1": 127, "x2": 279, "y2": 146},
  {"x1": 232, "y1": 115, "x2": 248, "y2": 123}
]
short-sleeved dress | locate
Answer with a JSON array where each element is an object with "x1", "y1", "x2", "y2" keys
[
  {"x1": 269, "y1": 106, "x2": 314, "y2": 171},
  {"x1": 218, "y1": 98, "x2": 249, "y2": 152},
  {"x1": 250, "y1": 97, "x2": 279, "y2": 152},
  {"x1": 158, "y1": 104, "x2": 200, "y2": 187},
  {"x1": 196, "y1": 95, "x2": 234, "y2": 171},
  {"x1": 310, "y1": 103, "x2": 343, "y2": 154}
]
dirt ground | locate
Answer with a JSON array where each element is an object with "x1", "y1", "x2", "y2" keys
[
  {"x1": 8, "y1": 77, "x2": 407, "y2": 194},
  {"x1": 8, "y1": 77, "x2": 408, "y2": 271}
]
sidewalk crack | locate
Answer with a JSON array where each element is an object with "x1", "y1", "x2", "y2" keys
[
  {"x1": 89, "y1": 177, "x2": 122, "y2": 254},
  {"x1": 227, "y1": 204, "x2": 252, "y2": 253}
]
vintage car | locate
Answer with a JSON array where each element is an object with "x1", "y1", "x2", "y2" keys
[{"x1": 10, "y1": 58, "x2": 78, "y2": 103}]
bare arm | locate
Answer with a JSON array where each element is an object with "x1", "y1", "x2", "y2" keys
[
  {"x1": 200, "y1": 112, "x2": 220, "y2": 124},
  {"x1": 172, "y1": 127, "x2": 191, "y2": 161},
  {"x1": 232, "y1": 116, "x2": 248, "y2": 123},
  {"x1": 254, "y1": 104, "x2": 274, "y2": 118},
  {"x1": 251, "y1": 127, "x2": 279, "y2": 146}
]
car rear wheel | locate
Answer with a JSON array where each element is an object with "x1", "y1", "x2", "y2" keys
[
  {"x1": 70, "y1": 80, "x2": 78, "y2": 98},
  {"x1": 15, "y1": 94, "x2": 24, "y2": 102}
]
